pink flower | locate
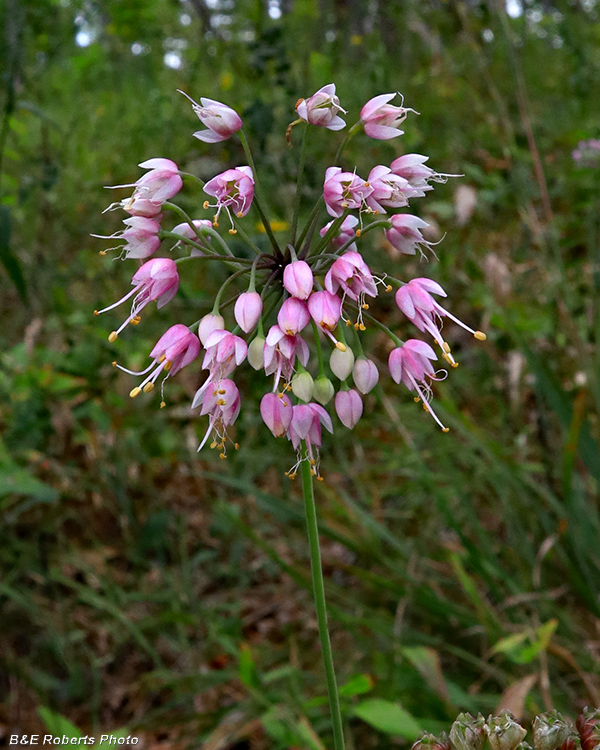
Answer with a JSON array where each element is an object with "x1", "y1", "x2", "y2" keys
[
  {"x1": 260, "y1": 392, "x2": 293, "y2": 437},
  {"x1": 203, "y1": 166, "x2": 254, "y2": 224},
  {"x1": 395, "y1": 278, "x2": 486, "y2": 364},
  {"x1": 388, "y1": 339, "x2": 448, "y2": 431},
  {"x1": 323, "y1": 167, "x2": 373, "y2": 218},
  {"x1": 277, "y1": 297, "x2": 310, "y2": 335},
  {"x1": 179, "y1": 91, "x2": 242, "y2": 143},
  {"x1": 95, "y1": 258, "x2": 179, "y2": 341},
  {"x1": 117, "y1": 324, "x2": 200, "y2": 401},
  {"x1": 352, "y1": 358, "x2": 379, "y2": 394},
  {"x1": 324, "y1": 251, "x2": 377, "y2": 302},
  {"x1": 385, "y1": 214, "x2": 433, "y2": 257},
  {"x1": 335, "y1": 389, "x2": 363, "y2": 429},
  {"x1": 307, "y1": 290, "x2": 343, "y2": 346},
  {"x1": 93, "y1": 216, "x2": 161, "y2": 259},
  {"x1": 234, "y1": 291, "x2": 263, "y2": 333},
  {"x1": 286, "y1": 403, "x2": 333, "y2": 462},
  {"x1": 198, "y1": 313, "x2": 224, "y2": 346},
  {"x1": 104, "y1": 195, "x2": 164, "y2": 218},
  {"x1": 172, "y1": 219, "x2": 213, "y2": 242},
  {"x1": 296, "y1": 84, "x2": 346, "y2": 131},
  {"x1": 366, "y1": 165, "x2": 413, "y2": 213},
  {"x1": 360, "y1": 93, "x2": 416, "y2": 140},
  {"x1": 283, "y1": 261, "x2": 314, "y2": 300},
  {"x1": 264, "y1": 325, "x2": 310, "y2": 392},
  {"x1": 320, "y1": 215, "x2": 359, "y2": 252},
  {"x1": 390, "y1": 154, "x2": 449, "y2": 190},
  {"x1": 201, "y1": 329, "x2": 248, "y2": 381},
  {"x1": 197, "y1": 379, "x2": 242, "y2": 455},
  {"x1": 104, "y1": 160, "x2": 182, "y2": 215}
]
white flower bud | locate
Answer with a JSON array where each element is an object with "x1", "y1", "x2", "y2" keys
[
  {"x1": 291, "y1": 371, "x2": 315, "y2": 402},
  {"x1": 329, "y1": 346, "x2": 355, "y2": 381},
  {"x1": 198, "y1": 313, "x2": 224, "y2": 346},
  {"x1": 248, "y1": 336, "x2": 266, "y2": 370}
]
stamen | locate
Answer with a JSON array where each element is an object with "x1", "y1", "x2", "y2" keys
[
  {"x1": 108, "y1": 331, "x2": 118, "y2": 343},
  {"x1": 474, "y1": 331, "x2": 487, "y2": 341},
  {"x1": 335, "y1": 341, "x2": 347, "y2": 352},
  {"x1": 130, "y1": 387, "x2": 142, "y2": 398},
  {"x1": 143, "y1": 383, "x2": 154, "y2": 393}
]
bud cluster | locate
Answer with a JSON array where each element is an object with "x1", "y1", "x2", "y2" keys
[{"x1": 94, "y1": 84, "x2": 487, "y2": 475}]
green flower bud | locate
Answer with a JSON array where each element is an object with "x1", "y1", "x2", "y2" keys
[
  {"x1": 313, "y1": 375, "x2": 335, "y2": 405},
  {"x1": 533, "y1": 712, "x2": 572, "y2": 750},
  {"x1": 248, "y1": 336, "x2": 265, "y2": 371},
  {"x1": 412, "y1": 732, "x2": 451, "y2": 750},
  {"x1": 330, "y1": 346, "x2": 355, "y2": 381},
  {"x1": 486, "y1": 712, "x2": 527, "y2": 750},
  {"x1": 450, "y1": 713, "x2": 487, "y2": 750},
  {"x1": 292, "y1": 371, "x2": 315, "y2": 402}
]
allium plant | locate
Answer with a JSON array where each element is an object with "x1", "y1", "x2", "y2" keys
[{"x1": 94, "y1": 85, "x2": 486, "y2": 749}]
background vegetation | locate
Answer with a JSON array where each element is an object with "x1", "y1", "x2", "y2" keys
[{"x1": 1, "y1": 0, "x2": 599, "y2": 747}]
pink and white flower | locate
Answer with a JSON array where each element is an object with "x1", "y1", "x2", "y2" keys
[
  {"x1": 197, "y1": 379, "x2": 242, "y2": 455},
  {"x1": 283, "y1": 260, "x2": 314, "y2": 300},
  {"x1": 395, "y1": 278, "x2": 486, "y2": 364},
  {"x1": 352, "y1": 358, "x2": 379, "y2": 394},
  {"x1": 198, "y1": 313, "x2": 225, "y2": 346},
  {"x1": 179, "y1": 91, "x2": 242, "y2": 143},
  {"x1": 264, "y1": 325, "x2": 310, "y2": 392},
  {"x1": 324, "y1": 251, "x2": 377, "y2": 303},
  {"x1": 296, "y1": 84, "x2": 346, "y2": 131},
  {"x1": 388, "y1": 339, "x2": 448, "y2": 431},
  {"x1": 366, "y1": 165, "x2": 414, "y2": 213},
  {"x1": 320, "y1": 215, "x2": 359, "y2": 253},
  {"x1": 95, "y1": 258, "x2": 179, "y2": 341},
  {"x1": 277, "y1": 297, "x2": 310, "y2": 335},
  {"x1": 360, "y1": 93, "x2": 416, "y2": 140},
  {"x1": 193, "y1": 329, "x2": 248, "y2": 407},
  {"x1": 203, "y1": 166, "x2": 254, "y2": 224},
  {"x1": 323, "y1": 167, "x2": 373, "y2": 218},
  {"x1": 385, "y1": 214, "x2": 434, "y2": 257},
  {"x1": 335, "y1": 389, "x2": 363, "y2": 429},
  {"x1": 286, "y1": 403, "x2": 333, "y2": 467},
  {"x1": 93, "y1": 216, "x2": 162, "y2": 259},
  {"x1": 117, "y1": 324, "x2": 200, "y2": 401},
  {"x1": 106, "y1": 159, "x2": 183, "y2": 208},
  {"x1": 307, "y1": 290, "x2": 343, "y2": 346},
  {"x1": 172, "y1": 219, "x2": 214, "y2": 254},
  {"x1": 260, "y1": 392, "x2": 293, "y2": 437},
  {"x1": 390, "y1": 153, "x2": 455, "y2": 189},
  {"x1": 234, "y1": 291, "x2": 263, "y2": 333}
]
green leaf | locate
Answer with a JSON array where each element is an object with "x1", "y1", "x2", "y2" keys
[
  {"x1": 353, "y1": 699, "x2": 422, "y2": 739},
  {"x1": 37, "y1": 707, "x2": 82, "y2": 738},
  {"x1": 0, "y1": 205, "x2": 27, "y2": 303},
  {"x1": 492, "y1": 619, "x2": 558, "y2": 664},
  {"x1": 401, "y1": 646, "x2": 449, "y2": 702},
  {"x1": 339, "y1": 673, "x2": 375, "y2": 698}
]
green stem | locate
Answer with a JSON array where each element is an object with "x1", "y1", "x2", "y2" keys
[
  {"x1": 177, "y1": 170, "x2": 205, "y2": 188},
  {"x1": 311, "y1": 320, "x2": 325, "y2": 376},
  {"x1": 238, "y1": 129, "x2": 281, "y2": 256},
  {"x1": 359, "y1": 307, "x2": 404, "y2": 346},
  {"x1": 212, "y1": 267, "x2": 254, "y2": 313},
  {"x1": 308, "y1": 210, "x2": 350, "y2": 259},
  {"x1": 290, "y1": 123, "x2": 309, "y2": 248},
  {"x1": 300, "y1": 451, "x2": 345, "y2": 750}
]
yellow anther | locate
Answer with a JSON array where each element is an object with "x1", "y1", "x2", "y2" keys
[
  {"x1": 310, "y1": 459, "x2": 316, "y2": 466},
  {"x1": 213, "y1": 220, "x2": 219, "y2": 227},
  {"x1": 220, "y1": 453, "x2": 226, "y2": 459},
  {"x1": 364, "y1": 182, "x2": 370, "y2": 187},
  {"x1": 354, "y1": 322, "x2": 360, "y2": 330},
  {"x1": 229, "y1": 228, "x2": 237, "y2": 235},
  {"x1": 218, "y1": 442, "x2": 225, "y2": 449},
  {"x1": 289, "y1": 473, "x2": 296, "y2": 480},
  {"x1": 131, "y1": 316, "x2": 141, "y2": 326},
  {"x1": 452, "y1": 362, "x2": 459, "y2": 368},
  {"x1": 372, "y1": 210, "x2": 379, "y2": 215},
  {"x1": 108, "y1": 331, "x2": 118, "y2": 343},
  {"x1": 362, "y1": 303, "x2": 369, "y2": 310},
  {"x1": 356, "y1": 229, "x2": 362, "y2": 237},
  {"x1": 218, "y1": 388, "x2": 226, "y2": 394},
  {"x1": 285, "y1": 471, "x2": 290, "y2": 476},
  {"x1": 414, "y1": 397, "x2": 420, "y2": 402},
  {"x1": 335, "y1": 341, "x2": 347, "y2": 352},
  {"x1": 143, "y1": 383, "x2": 154, "y2": 393},
  {"x1": 112, "y1": 361, "x2": 117, "y2": 367},
  {"x1": 129, "y1": 387, "x2": 142, "y2": 398},
  {"x1": 216, "y1": 399, "x2": 226, "y2": 406},
  {"x1": 210, "y1": 441, "x2": 218, "y2": 449},
  {"x1": 278, "y1": 392, "x2": 284, "y2": 399},
  {"x1": 160, "y1": 401, "x2": 166, "y2": 408},
  {"x1": 341, "y1": 201, "x2": 349, "y2": 208},
  {"x1": 234, "y1": 443, "x2": 239, "y2": 450},
  {"x1": 443, "y1": 342, "x2": 451, "y2": 353},
  {"x1": 310, "y1": 469, "x2": 316, "y2": 476},
  {"x1": 316, "y1": 476, "x2": 324, "y2": 482},
  {"x1": 385, "y1": 284, "x2": 392, "y2": 293},
  {"x1": 158, "y1": 354, "x2": 166, "y2": 363},
  {"x1": 359, "y1": 324, "x2": 366, "y2": 331},
  {"x1": 237, "y1": 211, "x2": 243, "y2": 218},
  {"x1": 164, "y1": 360, "x2": 173, "y2": 372},
  {"x1": 474, "y1": 331, "x2": 487, "y2": 341},
  {"x1": 203, "y1": 200, "x2": 210, "y2": 209},
  {"x1": 99, "y1": 250, "x2": 107, "y2": 256},
  {"x1": 346, "y1": 319, "x2": 352, "y2": 326},
  {"x1": 442, "y1": 427, "x2": 450, "y2": 433},
  {"x1": 94, "y1": 310, "x2": 99, "y2": 316}
]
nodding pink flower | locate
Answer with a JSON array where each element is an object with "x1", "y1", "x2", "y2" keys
[
  {"x1": 95, "y1": 258, "x2": 179, "y2": 342},
  {"x1": 324, "y1": 251, "x2": 377, "y2": 303},
  {"x1": 307, "y1": 291, "x2": 343, "y2": 347},
  {"x1": 172, "y1": 219, "x2": 213, "y2": 244},
  {"x1": 93, "y1": 216, "x2": 161, "y2": 259},
  {"x1": 106, "y1": 159, "x2": 183, "y2": 207},
  {"x1": 104, "y1": 194, "x2": 164, "y2": 218},
  {"x1": 116, "y1": 324, "x2": 200, "y2": 402},
  {"x1": 388, "y1": 339, "x2": 448, "y2": 431},
  {"x1": 198, "y1": 313, "x2": 224, "y2": 346},
  {"x1": 203, "y1": 166, "x2": 254, "y2": 225},
  {"x1": 360, "y1": 93, "x2": 416, "y2": 140},
  {"x1": 323, "y1": 167, "x2": 373, "y2": 218},
  {"x1": 352, "y1": 358, "x2": 379, "y2": 394},
  {"x1": 296, "y1": 84, "x2": 347, "y2": 131},
  {"x1": 178, "y1": 91, "x2": 242, "y2": 143},
  {"x1": 335, "y1": 389, "x2": 363, "y2": 429},
  {"x1": 260, "y1": 392, "x2": 293, "y2": 437},
  {"x1": 385, "y1": 214, "x2": 434, "y2": 257},
  {"x1": 277, "y1": 297, "x2": 310, "y2": 335},
  {"x1": 395, "y1": 278, "x2": 486, "y2": 365},
  {"x1": 286, "y1": 403, "x2": 333, "y2": 471},
  {"x1": 193, "y1": 329, "x2": 247, "y2": 405},
  {"x1": 197, "y1": 379, "x2": 242, "y2": 455},
  {"x1": 264, "y1": 324, "x2": 310, "y2": 392},
  {"x1": 390, "y1": 154, "x2": 456, "y2": 190},
  {"x1": 283, "y1": 261, "x2": 314, "y2": 300},
  {"x1": 234, "y1": 291, "x2": 263, "y2": 333},
  {"x1": 320, "y1": 215, "x2": 359, "y2": 252},
  {"x1": 366, "y1": 165, "x2": 413, "y2": 213}
]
